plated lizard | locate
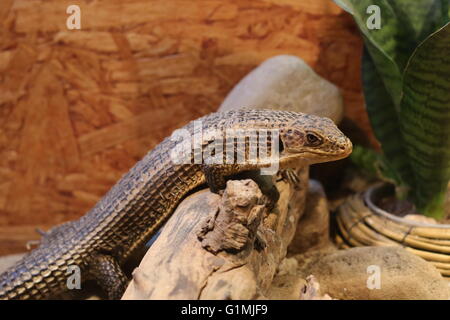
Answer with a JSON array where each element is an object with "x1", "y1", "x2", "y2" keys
[{"x1": 0, "y1": 109, "x2": 352, "y2": 300}]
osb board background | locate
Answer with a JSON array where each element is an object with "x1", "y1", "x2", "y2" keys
[{"x1": 0, "y1": 0, "x2": 369, "y2": 255}]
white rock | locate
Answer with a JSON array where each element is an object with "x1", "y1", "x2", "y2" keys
[
  {"x1": 296, "y1": 246, "x2": 450, "y2": 300},
  {"x1": 288, "y1": 179, "x2": 330, "y2": 254},
  {"x1": 219, "y1": 55, "x2": 344, "y2": 123}
]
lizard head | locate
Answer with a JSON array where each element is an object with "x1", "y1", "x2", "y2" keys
[{"x1": 278, "y1": 114, "x2": 352, "y2": 167}]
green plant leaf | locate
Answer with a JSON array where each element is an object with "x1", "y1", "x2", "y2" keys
[
  {"x1": 349, "y1": 145, "x2": 380, "y2": 177},
  {"x1": 334, "y1": 0, "x2": 403, "y2": 108},
  {"x1": 350, "y1": 145, "x2": 401, "y2": 183},
  {"x1": 362, "y1": 48, "x2": 414, "y2": 190},
  {"x1": 333, "y1": 0, "x2": 449, "y2": 108},
  {"x1": 400, "y1": 22, "x2": 450, "y2": 218},
  {"x1": 333, "y1": 0, "x2": 354, "y2": 14},
  {"x1": 364, "y1": 40, "x2": 403, "y2": 109},
  {"x1": 335, "y1": 0, "x2": 450, "y2": 217},
  {"x1": 447, "y1": 0, "x2": 450, "y2": 21},
  {"x1": 389, "y1": 0, "x2": 448, "y2": 47}
]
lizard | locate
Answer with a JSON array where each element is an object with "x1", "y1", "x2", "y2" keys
[{"x1": 0, "y1": 109, "x2": 352, "y2": 300}]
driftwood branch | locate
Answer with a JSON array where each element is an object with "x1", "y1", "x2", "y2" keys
[{"x1": 122, "y1": 167, "x2": 308, "y2": 299}]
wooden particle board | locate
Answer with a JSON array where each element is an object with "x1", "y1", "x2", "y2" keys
[{"x1": 0, "y1": 0, "x2": 369, "y2": 254}]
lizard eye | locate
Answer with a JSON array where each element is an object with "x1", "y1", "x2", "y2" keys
[{"x1": 306, "y1": 132, "x2": 322, "y2": 146}]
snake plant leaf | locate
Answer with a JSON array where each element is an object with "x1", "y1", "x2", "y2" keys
[
  {"x1": 334, "y1": 0, "x2": 449, "y2": 108},
  {"x1": 362, "y1": 48, "x2": 414, "y2": 191},
  {"x1": 335, "y1": 0, "x2": 449, "y2": 60},
  {"x1": 447, "y1": 1, "x2": 450, "y2": 20},
  {"x1": 333, "y1": 0, "x2": 354, "y2": 14},
  {"x1": 400, "y1": 22, "x2": 450, "y2": 218},
  {"x1": 350, "y1": 145, "x2": 379, "y2": 178},
  {"x1": 333, "y1": 0, "x2": 404, "y2": 107},
  {"x1": 364, "y1": 40, "x2": 403, "y2": 109},
  {"x1": 350, "y1": 145, "x2": 404, "y2": 187},
  {"x1": 388, "y1": 0, "x2": 449, "y2": 48}
]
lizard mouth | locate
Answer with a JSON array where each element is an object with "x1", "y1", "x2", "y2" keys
[
  {"x1": 278, "y1": 136, "x2": 352, "y2": 164},
  {"x1": 279, "y1": 146, "x2": 352, "y2": 164}
]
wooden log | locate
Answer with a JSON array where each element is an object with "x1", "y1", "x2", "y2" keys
[{"x1": 122, "y1": 167, "x2": 308, "y2": 299}]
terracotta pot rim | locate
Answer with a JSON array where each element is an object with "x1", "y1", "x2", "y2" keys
[{"x1": 364, "y1": 183, "x2": 450, "y2": 229}]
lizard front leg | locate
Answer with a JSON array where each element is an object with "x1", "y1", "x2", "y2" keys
[
  {"x1": 89, "y1": 253, "x2": 128, "y2": 300},
  {"x1": 276, "y1": 168, "x2": 301, "y2": 189},
  {"x1": 234, "y1": 170, "x2": 280, "y2": 210},
  {"x1": 202, "y1": 165, "x2": 279, "y2": 210},
  {"x1": 201, "y1": 164, "x2": 229, "y2": 194}
]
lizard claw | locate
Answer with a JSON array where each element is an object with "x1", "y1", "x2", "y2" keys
[
  {"x1": 24, "y1": 228, "x2": 47, "y2": 250},
  {"x1": 35, "y1": 228, "x2": 47, "y2": 236},
  {"x1": 277, "y1": 169, "x2": 301, "y2": 189},
  {"x1": 26, "y1": 240, "x2": 41, "y2": 250}
]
